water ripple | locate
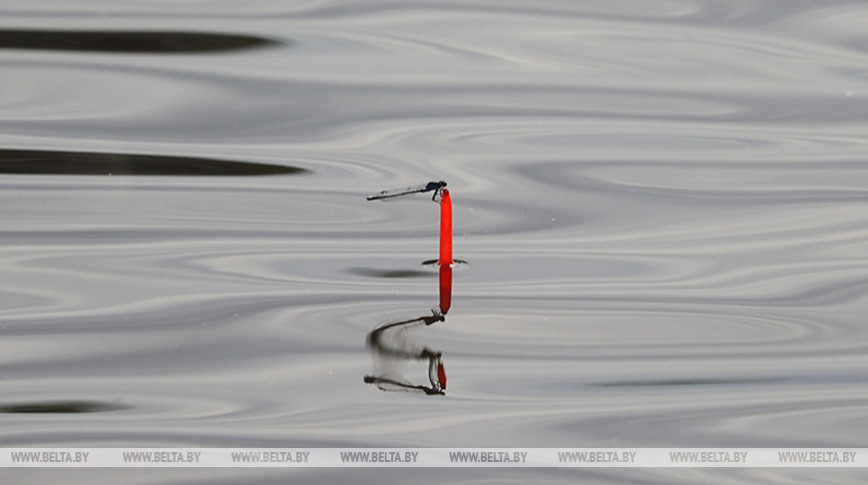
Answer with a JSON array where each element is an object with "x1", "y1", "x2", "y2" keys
[
  {"x1": 0, "y1": 401, "x2": 130, "y2": 414},
  {"x1": 0, "y1": 149, "x2": 307, "y2": 176},
  {"x1": 0, "y1": 29, "x2": 282, "y2": 53}
]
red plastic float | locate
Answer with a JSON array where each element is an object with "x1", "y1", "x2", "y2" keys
[{"x1": 437, "y1": 188, "x2": 453, "y2": 267}]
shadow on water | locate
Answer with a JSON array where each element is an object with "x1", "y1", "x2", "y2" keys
[
  {"x1": 347, "y1": 268, "x2": 433, "y2": 278},
  {"x1": 0, "y1": 29, "x2": 282, "y2": 53},
  {"x1": 364, "y1": 265, "x2": 452, "y2": 396},
  {"x1": 0, "y1": 149, "x2": 308, "y2": 176},
  {"x1": 0, "y1": 401, "x2": 130, "y2": 413},
  {"x1": 591, "y1": 377, "x2": 781, "y2": 388}
]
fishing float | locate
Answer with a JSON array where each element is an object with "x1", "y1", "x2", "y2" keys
[{"x1": 437, "y1": 188, "x2": 453, "y2": 267}]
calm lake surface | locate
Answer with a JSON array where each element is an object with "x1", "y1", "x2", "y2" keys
[{"x1": 3, "y1": 0, "x2": 868, "y2": 482}]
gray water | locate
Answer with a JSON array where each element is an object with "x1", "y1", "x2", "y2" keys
[{"x1": 3, "y1": 1, "x2": 868, "y2": 483}]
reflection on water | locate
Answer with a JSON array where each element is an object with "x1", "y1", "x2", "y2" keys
[
  {"x1": 347, "y1": 268, "x2": 431, "y2": 278},
  {"x1": 364, "y1": 311, "x2": 447, "y2": 396},
  {"x1": 365, "y1": 261, "x2": 452, "y2": 396},
  {"x1": 0, "y1": 401, "x2": 129, "y2": 414},
  {"x1": 0, "y1": 30, "x2": 281, "y2": 53},
  {"x1": 0, "y1": 149, "x2": 307, "y2": 176},
  {"x1": 591, "y1": 377, "x2": 781, "y2": 388}
]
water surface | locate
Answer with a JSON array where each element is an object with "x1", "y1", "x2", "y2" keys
[{"x1": 3, "y1": 0, "x2": 868, "y2": 482}]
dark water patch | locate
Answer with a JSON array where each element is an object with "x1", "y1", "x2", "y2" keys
[
  {"x1": 347, "y1": 267, "x2": 433, "y2": 278},
  {"x1": 0, "y1": 149, "x2": 308, "y2": 176},
  {"x1": 0, "y1": 29, "x2": 282, "y2": 53},
  {"x1": 592, "y1": 377, "x2": 781, "y2": 388},
  {"x1": 0, "y1": 401, "x2": 130, "y2": 413}
]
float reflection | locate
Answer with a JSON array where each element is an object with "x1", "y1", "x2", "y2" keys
[{"x1": 364, "y1": 265, "x2": 452, "y2": 396}]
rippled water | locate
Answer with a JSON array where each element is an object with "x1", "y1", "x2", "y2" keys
[{"x1": 4, "y1": 0, "x2": 868, "y2": 482}]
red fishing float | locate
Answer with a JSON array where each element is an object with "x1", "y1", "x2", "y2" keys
[{"x1": 437, "y1": 188, "x2": 453, "y2": 267}]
